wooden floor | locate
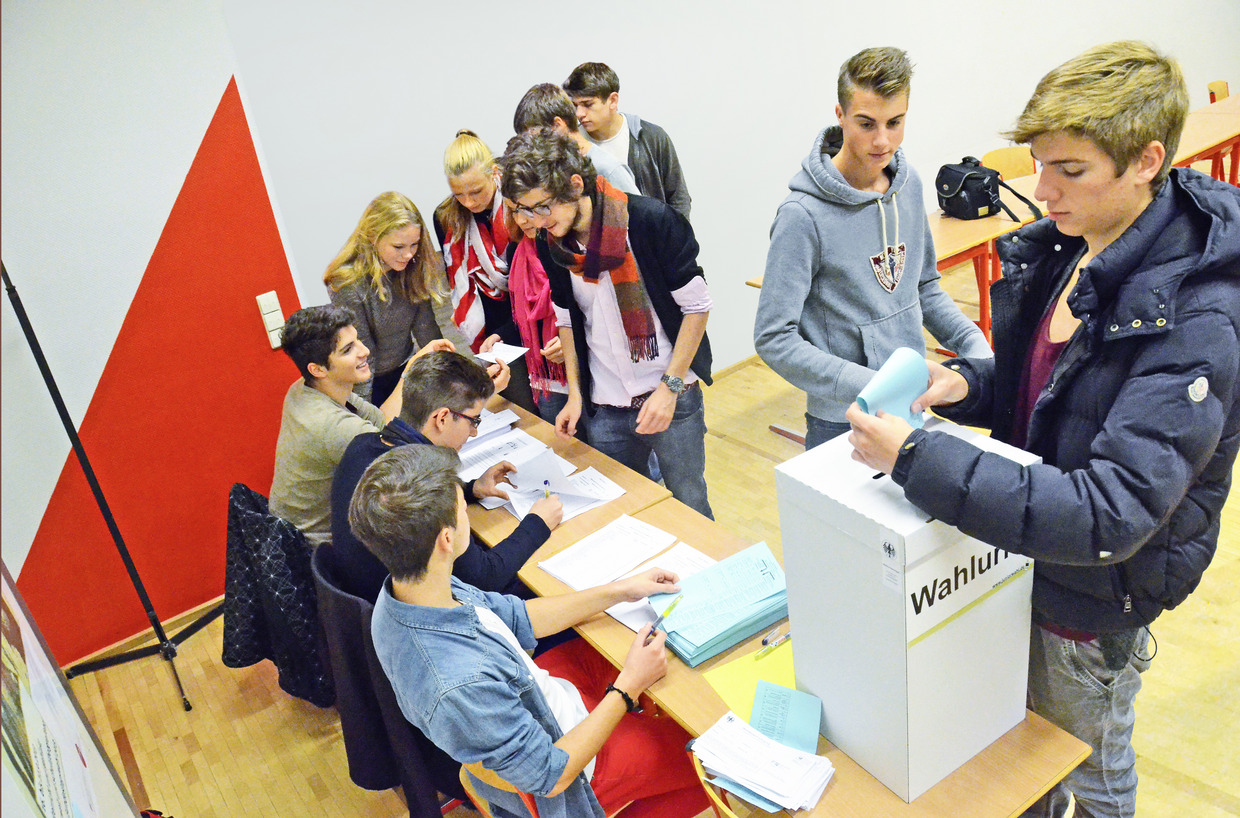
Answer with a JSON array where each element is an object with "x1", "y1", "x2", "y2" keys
[{"x1": 69, "y1": 263, "x2": 1240, "y2": 817}]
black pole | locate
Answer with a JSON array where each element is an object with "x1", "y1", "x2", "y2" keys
[{"x1": 2, "y1": 261, "x2": 220, "y2": 710}]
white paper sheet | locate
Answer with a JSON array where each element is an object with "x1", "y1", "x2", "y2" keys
[{"x1": 538, "y1": 515, "x2": 677, "y2": 589}]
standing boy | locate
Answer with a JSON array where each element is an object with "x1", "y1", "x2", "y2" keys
[
  {"x1": 564, "y1": 62, "x2": 691, "y2": 219},
  {"x1": 498, "y1": 129, "x2": 714, "y2": 519},
  {"x1": 848, "y1": 42, "x2": 1240, "y2": 818},
  {"x1": 754, "y1": 47, "x2": 991, "y2": 448}
]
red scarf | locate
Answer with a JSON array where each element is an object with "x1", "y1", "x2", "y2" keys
[
  {"x1": 509, "y1": 238, "x2": 566, "y2": 400},
  {"x1": 443, "y1": 198, "x2": 510, "y2": 351},
  {"x1": 547, "y1": 176, "x2": 658, "y2": 362}
]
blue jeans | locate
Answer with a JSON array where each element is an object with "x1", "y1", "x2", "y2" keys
[
  {"x1": 804, "y1": 414, "x2": 852, "y2": 449},
  {"x1": 589, "y1": 387, "x2": 712, "y2": 519},
  {"x1": 537, "y1": 390, "x2": 588, "y2": 443},
  {"x1": 1023, "y1": 624, "x2": 1152, "y2": 818}
]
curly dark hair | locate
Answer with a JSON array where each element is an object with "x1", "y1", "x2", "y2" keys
[{"x1": 498, "y1": 127, "x2": 597, "y2": 203}]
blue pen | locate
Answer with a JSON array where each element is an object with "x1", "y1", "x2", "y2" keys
[
  {"x1": 543, "y1": 480, "x2": 550, "y2": 498},
  {"x1": 757, "y1": 629, "x2": 791, "y2": 658}
]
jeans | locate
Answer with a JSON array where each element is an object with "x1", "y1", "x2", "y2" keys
[
  {"x1": 537, "y1": 390, "x2": 588, "y2": 444},
  {"x1": 1023, "y1": 623, "x2": 1153, "y2": 818},
  {"x1": 589, "y1": 387, "x2": 712, "y2": 519},
  {"x1": 804, "y1": 414, "x2": 853, "y2": 449}
]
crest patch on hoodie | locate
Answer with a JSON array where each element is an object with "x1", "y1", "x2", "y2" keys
[{"x1": 871, "y1": 243, "x2": 906, "y2": 292}]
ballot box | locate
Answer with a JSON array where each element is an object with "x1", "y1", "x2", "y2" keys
[{"x1": 775, "y1": 418, "x2": 1039, "y2": 802}]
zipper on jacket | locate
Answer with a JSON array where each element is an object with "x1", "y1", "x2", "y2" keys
[{"x1": 1108, "y1": 563, "x2": 1134, "y2": 614}]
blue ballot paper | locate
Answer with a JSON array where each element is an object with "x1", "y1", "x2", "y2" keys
[
  {"x1": 648, "y1": 542, "x2": 787, "y2": 667},
  {"x1": 855, "y1": 346, "x2": 929, "y2": 428},
  {"x1": 751, "y1": 681, "x2": 822, "y2": 754}
]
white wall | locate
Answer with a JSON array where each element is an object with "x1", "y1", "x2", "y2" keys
[
  {"x1": 221, "y1": 0, "x2": 1240, "y2": 373},
  {"x1": 1, "y1": 1, "x2": 241, "y2": 569}
]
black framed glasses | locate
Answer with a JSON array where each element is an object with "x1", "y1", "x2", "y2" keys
[
  {"x1": 507, "y1": 197, "x2": 555, "y2": 219},
  {"x1": 450, "y1": 409, "x2": 484, "y2": 429}
]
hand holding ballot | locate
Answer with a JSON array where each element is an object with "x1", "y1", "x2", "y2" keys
[{"x1": 847, "y1": 356, "x2": 972, "y2": 475}]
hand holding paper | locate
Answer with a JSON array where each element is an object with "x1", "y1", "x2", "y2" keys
[{"x1": 855, "y1": 346, "x2": 929, "y2": 428}]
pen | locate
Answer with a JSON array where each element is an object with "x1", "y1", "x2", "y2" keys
[
  {"x1": 645, "y1": 594, "x2": 684, "y2": 645},
  {"x1": 756, "y1": 630, "x2": 791, "y2": 658},
  {"x1": 543, "y1": 480, "x2": 550, "y2": 499},
  {"x1": 761, "y1": 626, "x2": 787, "y2": 646}
]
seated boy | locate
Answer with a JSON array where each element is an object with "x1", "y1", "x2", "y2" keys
[
  {"x1": 354, "y1": 445, "x2": 709, "y2": 818},
  {"x1": 330, "y1": 350, "x2": 563, "y2": 601}
]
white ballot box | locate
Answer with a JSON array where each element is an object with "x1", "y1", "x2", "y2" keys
[{"x1": 776, "y1": 418, "x2": 1039, "y2": 802}]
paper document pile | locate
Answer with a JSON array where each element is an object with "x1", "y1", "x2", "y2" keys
[
  {"x1": 648, "y1": 542, "x2": 787, "y2": 667},
  {"x1": 693, "y1": 710, "x2": 833, "y2": 812},
  {"x1": 458, "y1": 412, "x2": 625, "y2": 522}
]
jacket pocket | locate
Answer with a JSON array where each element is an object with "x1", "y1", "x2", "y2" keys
[{"x1": 859, "y1": 303, "x2": 922, "y2": 369}]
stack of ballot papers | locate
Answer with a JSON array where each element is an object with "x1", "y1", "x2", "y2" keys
[
  {"x1": 539, "y1": 515, "x2": 678, "y2": 589},
  {"x1": 648, "y1": 542, "x2": 787, "y2": 667},
  {"x1": 693, "y1": 708, "x2": 833, "y2": 812}
]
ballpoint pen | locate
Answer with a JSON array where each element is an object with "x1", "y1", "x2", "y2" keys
[
  {"x1": 543, "y1": 480, "x2": 550, "y2": 499},
  {"x1": 756, "y1": 629, "x2": 791, "y2": 658},
  {"x1": 645, "y1": 593, "x2": 684, "y2": 645}
]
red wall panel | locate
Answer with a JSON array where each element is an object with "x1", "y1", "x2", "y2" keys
[{"x1": 17, "y1": 77, "x2": 303, "y2": 665}]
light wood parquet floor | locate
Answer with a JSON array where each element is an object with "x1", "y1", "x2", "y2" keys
[{"x1": 68, "y1": 263, "x2": 1239, "y2": 817}]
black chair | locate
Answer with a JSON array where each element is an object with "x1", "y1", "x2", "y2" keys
[
  {"x1": 222, "y1": 483, "x2": 334, "y2": 707},
  {"x1": 311, "y1": 543, "x2": 467, "y2": 816}
]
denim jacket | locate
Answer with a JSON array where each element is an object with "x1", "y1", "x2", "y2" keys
[{"x1": 372, "y1": 578, "x2": 605, "y2": 818}]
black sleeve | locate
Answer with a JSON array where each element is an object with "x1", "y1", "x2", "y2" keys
[{"x1": 450, "y1": 516, "x2": 551, "y2": 592}]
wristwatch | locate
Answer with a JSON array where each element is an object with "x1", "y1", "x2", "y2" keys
[
  {"x1": 660, "y1": 373, "x2": 687, "y2": 395},
  {"x1": 605, "y1": 683, "x2": 642, "y2": 713}
]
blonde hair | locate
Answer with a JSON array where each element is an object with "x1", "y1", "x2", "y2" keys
[
  {"x1": 434, "y1": 129, "x2": 496, "y2": 241},
  {"x1": 324, "y1": 192, "x2": 441, "y2": 303},
  {"x1": 1006, "y1": 41, "x2": 1188, "y2": 189}
]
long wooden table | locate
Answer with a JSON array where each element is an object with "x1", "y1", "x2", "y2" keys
[
  {"x1": 1174, "y1": 92, "x2": 1240, "y2": 185},
  {"x1": 464, "y1": 408, "x2": 1090, "y2": 816}
]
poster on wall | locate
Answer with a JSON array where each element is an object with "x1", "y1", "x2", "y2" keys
[{"x1": 1, "y1": 564, "x2": 138, "y2": 817}]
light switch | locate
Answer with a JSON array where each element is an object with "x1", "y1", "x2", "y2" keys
[
  {"x1": 257, "y1": 290, "x2": 284, "y2": 349},
  {"x1": 256, "y1": 290, "x2": 281, "y2": 315}
]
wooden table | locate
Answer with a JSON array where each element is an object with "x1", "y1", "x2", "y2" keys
[
  {"x1": 1174, "y1": 94, "x2": 1240, "y2": 185},
  {"x1": 466, "y1": 401, "x2": 670, "y2": 560},
  {"x1": 561, "y1": 497, "x2": 1090, "y2": 817}
]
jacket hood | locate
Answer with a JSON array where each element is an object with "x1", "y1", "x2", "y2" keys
[{"x1": 788, "y1": 126, "x2": 909, "y2": 205}]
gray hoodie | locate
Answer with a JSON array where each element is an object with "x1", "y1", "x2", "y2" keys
[{"x1": 754, "y1": 127, "x2": 992, "y2": 423}]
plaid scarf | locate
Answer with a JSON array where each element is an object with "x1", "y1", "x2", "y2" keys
[{"x1": 547, "y1": 176, "x2": 659, "y2": 362}]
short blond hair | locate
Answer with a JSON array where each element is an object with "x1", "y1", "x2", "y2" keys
[
  {"x1": 838, "y1": 47, "x2": 913, "y2": 110},
  {"x1": 1006, "y1": 41, "x2": 1187, "y2": 189}
]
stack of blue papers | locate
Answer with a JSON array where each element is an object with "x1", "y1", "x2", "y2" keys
[{"x1": 649, "y1": 542, "x2": 787, "y2": 667}]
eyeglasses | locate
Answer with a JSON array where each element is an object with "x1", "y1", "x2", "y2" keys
[
  {"x1": 507, "y1": 197, "x2": 555, "y2": 219},
  {"x1": 450, "y1": 409, "x2": 484, "y2": 429}
]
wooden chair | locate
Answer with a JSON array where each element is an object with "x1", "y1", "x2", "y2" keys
[
  {"x1": 690, "y1": 752, "x2": 741, "y2": 818},
  {"x1": 1207, "y1": 81, "x2": 1233, "y2": 182},
  {"x1": 981, "y1": 146, "x2": 1035, "y2": 180},
  {"x1": 458, "y1": 762, "x2": 631, "y2": 818}
]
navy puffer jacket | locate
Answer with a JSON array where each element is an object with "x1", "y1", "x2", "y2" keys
[{"x1": 891, "y1": 169, "x2": 1240, "y2": 634}]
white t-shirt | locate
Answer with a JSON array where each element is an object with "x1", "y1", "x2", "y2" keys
[
  {"x1": 474, "y1": 606, "x2": 595, "y2": 780},
  {"x1": 588, "y1": 114, "x2": 630, "y2": 169}
]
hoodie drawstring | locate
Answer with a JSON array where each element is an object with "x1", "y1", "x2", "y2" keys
[{"x1": 876, "y1": 191, "x2": 899, "y2": 258}]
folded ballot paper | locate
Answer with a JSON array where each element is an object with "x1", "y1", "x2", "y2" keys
[
  {"x1": 647, "y1": 542, "x2": 787, "y2": 667},
  {"x1": 481, "y1": 448, "x2": 626, "y2": 523},
  {"x1": 855, "y1": 346, "x2": 930, "y2": 428}
]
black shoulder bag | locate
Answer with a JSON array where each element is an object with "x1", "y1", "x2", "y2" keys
[{"x1": 935, "y1": 156, "x2": 1043, "y2": 222}]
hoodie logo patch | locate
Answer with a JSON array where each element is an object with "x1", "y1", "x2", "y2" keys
[{"x1": 871, "y1": 243, "x2": 906, "y2": 292}]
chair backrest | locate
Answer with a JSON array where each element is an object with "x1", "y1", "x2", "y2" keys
[
  {"x1": 460, "y1": 762, "x2": 541, "y2": 818},
  {"x1": 982, "y1": 146, "x2": 1036, "y2": 180},
  {"x1": 1208, "y1": 80, "x2": 1229, "y2": 103},
  {"x1": 222, "y1": 482, "x2": 334, "y2": 706}
]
